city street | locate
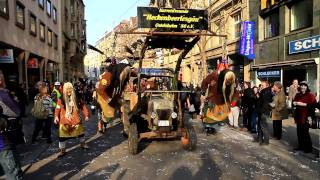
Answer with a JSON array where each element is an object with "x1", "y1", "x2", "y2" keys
[{"x1": 12, "y1": 112, "x2": 320, "y2": 180}]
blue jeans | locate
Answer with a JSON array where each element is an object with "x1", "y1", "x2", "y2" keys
[
  {"x1": 251, "y1": 112, "x2": 258, "y2": 133},
  {"x1": 0, "y1": 149, "x2": 22, "y2": 180}
]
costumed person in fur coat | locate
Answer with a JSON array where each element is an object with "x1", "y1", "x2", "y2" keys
[
  {"x1": 201, "y1": 67, "x2": 238, "y2": 133},
  {"x1": 54, "y1": 82, "x2": 90, "y2": 158}
]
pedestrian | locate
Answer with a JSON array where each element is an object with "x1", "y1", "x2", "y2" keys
[
  {"x1": 250, "y1": 86, "x2": 260, "y2": 133},
  {"x1": 271, "y1": 81, "x2": 288, "y2": 140},
  {"x1": 228, "y1": 89, "x2": 240, "y2": 128},
  {"x1": 194, "y1": 85, "x2": 202, "y2": 117},
  {"x1": 257, "y1": 81, "x2": 274, "y2": 145},
  {"x1": 31, "y1": 84, "x2": 53, "y2": 144},
  {"x1": 0, "y1": 70, "x2": 23, "y2": 180},
  {"x1": 292, "y1": 81, "x2": 317, "y2": 153},
  {"x1": 179, "y1": 82, "x2": 190, "y2": 111},
  {"x1": 241, "y1": 81, "x2": 254, "y2": 131},
  {"x1": 288, "y1": 79, "x2": 299, "y2": 110},
  {"x1": 54, "y1": 82, "x2": 90, "y2": 158}
]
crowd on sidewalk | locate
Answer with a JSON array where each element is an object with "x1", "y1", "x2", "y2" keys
[{"x1": 1, "y1": 65, "x2": 320, "y2": 179}]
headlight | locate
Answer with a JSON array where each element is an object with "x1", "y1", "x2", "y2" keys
[
  {"x1": 151, "y1": 112, "x2": 156, "y2": 119},
  {"x1": 90, "y1": 105, "x2": 95, "y2": 110},
  {"x1": 171, "y1": 112, "x2": 177, "y2": 119}
]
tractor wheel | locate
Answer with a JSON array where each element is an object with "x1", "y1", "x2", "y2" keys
[
  {"x1": 128, "y1": 123, "x2": 139, "y2": 154},
  {"x1": 182, "y1": 124, "x2": 197, "y2": 151}
]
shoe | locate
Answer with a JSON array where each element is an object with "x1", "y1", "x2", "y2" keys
[
  {"x1": 80, "y1": 143, "x2": 90, "y2": 150},
  {"x1": 57, "y1": 149, "x2": 66, "y2": 158}
]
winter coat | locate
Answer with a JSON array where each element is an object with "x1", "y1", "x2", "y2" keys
[
  {"x1": 272, "y1": 90, "x2": 288, "y2": 120},
  {"x1": 293, "y1": 92, "x2": 317, "y2": 124}
]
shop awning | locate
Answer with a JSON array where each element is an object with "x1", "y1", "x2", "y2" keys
[{"x1": 250, "y1": 58, "x2": 318, "y2": 70}]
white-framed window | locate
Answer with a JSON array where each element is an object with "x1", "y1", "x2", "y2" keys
[
  {"x1": 46, "y1": 0, "x2": 51, "y2": 17},
  {"x1": 47, "y1": 29, "x2": 52, "y2": 46},
  {"x1": 0, "y1": 0, "x2": 9, "y2": 19},
  {"x1": 290, "y1": 0, "x2": 313, "y2": 31},
  {"x1": 15, "y1": 1, "x2": 25, "y2": 29},
  {"x1": 29, "y1": 12, "x2": 37, "y2": 36},
  {"x1": 233, "y1": 12, "x2": 241, "y2": 38},
  {"x1": 40, "y1": 22, "x2": 45, "y2": 41},
  {"x1": 264, "y1": 10, "x2": 279, "y2": 38},
  {"x1": 53, "y1": 6, "x2": 57, "y2": 23},
  {"x1": 54, "y1": 33, "x2": 58, "y2": 49}
]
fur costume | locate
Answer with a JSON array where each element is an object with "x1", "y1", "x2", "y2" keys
[{"x1": 201, "y1": 69, "x2": 238, "y2": 124}]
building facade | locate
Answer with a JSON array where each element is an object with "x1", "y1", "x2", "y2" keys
[
  {"x1": 250, "y1": 0, "x2": 320, "y2": 98},
  {"x1": 0, "y1": 0, "x2": 62, "y2": 93},
  {"x1": 60, "y1": 0, "x2": 86, "y2": 82}
]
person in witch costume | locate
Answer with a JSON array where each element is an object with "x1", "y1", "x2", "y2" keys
[
  {"x1": 201, "y1": 60, "x2": 238, "y2": 134},
  {"x1": 54, "y1": 82, "x2": 90, "y2": 157}
]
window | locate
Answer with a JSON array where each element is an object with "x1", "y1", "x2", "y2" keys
[
  {"x1": 40, "y1": 22, "x2": 45, "y2": 41},
  {"x1": 54, "y1": 33, "x2": 58, "y2": 49},
  {"x1": 15, "y1": 1, "x2": 25, "y2": 29},
  {"x1": 29, "y1": 12, "x2": 37, "y2": 36},
  {"x1": 38, "y1": 0, "x2": 44, "y2": 9},
  {"x1": 264, "y1": 10, "x2": 279, "y2": 38},
  {"x1": 290, "y1": 0, "x2": 313, "y2": 31},
  {"x1": 46, "y1": 0, "x2": 51, "y2": 17},
  {"x1": 233, "y1": 12, "x2": 241, "y2": 38},
  {"x1": 48, "y1": 29, "x2": 52, "y2": 46},
  {"x1": 71, "y1": 23, "x2": 75, "y2": 37},
  {"x1": 70, "y1": 0, "x2": 74, "y2": 15},
  {"x1": 53, "y1": 6, "x2": 57, "y2": 23},
  {"x1": 0, "y1": 0, "x2": 9, "y2": 19}
]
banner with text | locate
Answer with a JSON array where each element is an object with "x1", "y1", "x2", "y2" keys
[
  {"x1": 137, "y1": 7, "x2": 208, "y2": 30},
  {"x1": 0, "y1": 49, "x2": 14, "y2": 63},
  {"x1": 239, "y1": 21, "x2": 255, "y2": 60}
]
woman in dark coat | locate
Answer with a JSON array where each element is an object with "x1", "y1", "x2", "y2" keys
[{"x1": 293, "y1": 81, "x2": 317, "y2": 153}]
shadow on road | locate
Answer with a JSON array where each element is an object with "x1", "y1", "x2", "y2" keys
[{"x1": 23, "y1": 124, "x2": 126, "y2": 179}]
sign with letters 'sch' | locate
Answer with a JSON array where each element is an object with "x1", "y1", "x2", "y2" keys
[
  {"x1": 137, "y1": 7, "x2": 208, "y2": 30},
  {"x1": 289, "y1": 35, "x2": 320, "y2": 54}
]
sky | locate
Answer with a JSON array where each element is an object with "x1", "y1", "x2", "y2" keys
[{"x1": 84, "y1": 0, "x2": 150, "y2": 45}]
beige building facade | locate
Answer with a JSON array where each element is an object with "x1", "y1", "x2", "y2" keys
[
  {"x1": 61, "y1": 0, "x2": 86, "y2": 82},
  {"x1": 0, "y1": 0, "x2": 62, "y2": 93}
]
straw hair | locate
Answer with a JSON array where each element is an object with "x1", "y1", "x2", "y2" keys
[
  {"x1": 63, "y1": 82, "x2": 78, "y2": 119},
  {"x1": 0, "y1": 70, "x2": 6, "y2": 88},
  {"x1": 222, "y1": 71, "x2": 236, "y2": 104}
]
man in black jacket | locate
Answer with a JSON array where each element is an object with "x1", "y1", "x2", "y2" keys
[{"x1": 257, "y1": 81, "x2": 275, "y2": 145}]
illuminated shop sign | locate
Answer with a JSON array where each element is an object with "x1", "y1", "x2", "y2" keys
[
  {"x1": 288, "y1": 35, "x2": 320, "y2": 54},
  {"x1": 137, "y1": 7, "x2": 208, "y2": 30},
  {"x1": 239, "y1": 21, "x2": 255, "y2": 60},
  {"x1": 0, "y1": 49, "x2": 14, "y2": 63},
  {"x1": 257, "y1": 69, "x2": 281, "y2": 78}
]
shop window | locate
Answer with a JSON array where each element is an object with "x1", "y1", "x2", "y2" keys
[
  {"x1": 290, "y1": 0, "x2": 313, "y2": 31},
  {"x1": 54, "y1": 33, "x2": 58, "y2": 49},
  {"x1": 48, "y1": 29, "x2": 52, "y2": 46},
  {"x1": 40, "y1": 22, "x2": 45, "y2": 41},
  {"x1": 53, "y1": 6, "x2": 57, "y2": 23},
  {"x1": 233, "y1": 12, "x2": 241, "y2": 39},
  {"x1": 0, "y1": 0, "x2": 9, "y2": 19},
  {"x1": 46, "y1": 0, "x2": 51, "y2": 17},
  {"x1": 15, "y1": 1, "x2": 25, "y2": 29},
  {"x1": 264, "y1": 10, "x2": 279, "y2": 38},
  {"x1": 29, "y1": 12, "x2": 37, "y2": 36},
  {"x1": 38, "y1": 0, "x2": 44, "y2": 9}
]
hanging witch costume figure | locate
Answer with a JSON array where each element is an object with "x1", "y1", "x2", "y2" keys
[
  {"x1": 54, "y1": 82, "x2": 90, "y2": 158},
  {"x1": 201, "y1": 62, "x2": 238, "y2": 134}
]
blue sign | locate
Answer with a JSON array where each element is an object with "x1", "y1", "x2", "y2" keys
[
  {"x1": 239, "y1": 21, "x2": 255, "y2": 60},
  {"x1": 257, "y1": 69, "x2": 281, "y2": 78},
  {"x1": 289, "y1": 35, "x2": 320, "y2": 54}
]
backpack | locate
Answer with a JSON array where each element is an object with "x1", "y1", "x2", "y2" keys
[{"x1": 31, "y1": 96, "x2": 48, "y2": 119}]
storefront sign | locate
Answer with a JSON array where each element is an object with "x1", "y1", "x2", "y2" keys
[
  {"x1": 257, "y1": 69, "x2": 281, "y2": 78},
  {"x1": 0, "y1": 49, "x2": 14, "y2": 63},
  {"x1": 239, "y1": 21, "x2": 255, "y2": 60},
  {"x1": 288, "y1": 35, "x2": 320, "y2": 54},
  {"x1": 27, "y1": 58, "x2": 39, "y2": 68},
  {"x1": 137, "y1": 7, "x2": 208, "y2": 30}
]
